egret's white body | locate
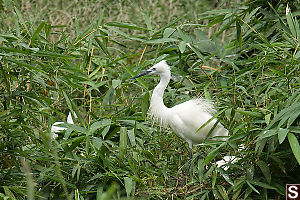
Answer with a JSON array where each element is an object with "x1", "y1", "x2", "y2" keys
[
  {"x1": 132, "y1": 60, "x2": 228, "y2": 186},
  {"x1": 150, "y1": 98, "x2": 228, "y2": 148},
  {"x1": 136, "y1": 60, "x2": 228, "y2": 147},
  {"x1": 51, "y1": 112, "x2": 77, "y2": 139}
]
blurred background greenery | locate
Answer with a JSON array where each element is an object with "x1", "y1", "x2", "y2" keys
[{"x1": 0, "y1": 0, "x2": 300, "y2": 199}]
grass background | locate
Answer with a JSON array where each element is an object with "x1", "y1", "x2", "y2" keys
[{"x1": 0, "y1": 0, "x2": 300, "y2": 199}]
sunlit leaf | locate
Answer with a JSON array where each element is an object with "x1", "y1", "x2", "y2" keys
[
  {"x1": 119, "y1": 127, "x2": 128, "y2": 159},
  {"x1": 288, "y1": 133, "x2": 300, "y2": 165},
  {"x1": 278, "y1": 128, "x2": 289, "y2": 144},
  {"x1": 124, "y1": 177, "x2": 134, "y2": 197}
]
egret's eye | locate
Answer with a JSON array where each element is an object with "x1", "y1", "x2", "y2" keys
[{"x1": 152, "y1": 67, "x2": 156, "y2": 71}]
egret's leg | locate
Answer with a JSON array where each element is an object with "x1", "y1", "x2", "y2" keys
[{"x1": 180, "y1": 147, "x2": 193, "y2": 187}]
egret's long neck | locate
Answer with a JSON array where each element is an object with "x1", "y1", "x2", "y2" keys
[{"x1": 150, "y1": 71, "x2": 170, "y2": 111}]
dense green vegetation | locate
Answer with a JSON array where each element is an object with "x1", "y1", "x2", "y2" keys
[{"x1": 1, "y1": 0, "x2": 300, "y2": 199}]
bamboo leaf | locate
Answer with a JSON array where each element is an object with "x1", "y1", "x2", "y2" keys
[
  {"x1": 177, "y1": 27, "x2": 189, "y2": 42},
  {"x1": 151, "y1": 16, "x2": 184, "y2": 37},
  {"x1": 267, "y1": 103, "x2": 300, "y2": 129},
  {"x1": 248, "y1": 180, "x2": 277, "y2": 190},
  {"x1": 94, "y1": 37, "x2": 113, "y2": 60},
  {"x1": 269, "y1": 3, "x2": 291, "y2": 35},
  {"x1": 286, "y1": 5, "x2": 297, "y2": 38},
  {"x1": 258, "y1": 129, "x2": 277, "y2": 140},
  {"x1": 34, "y1": 50, "x2": 79, "y2": 58},
  {"x1": 143, "y1": 12, "x2": 153, "y2": 31},
  {"x1": 142, "y1": 92, "x2": 150, "y2": 118},
  {"x1": 163, "y1": 28, "x2": 176, "y2": 38},
  {"x1": 217, "y1": 185, "x2": 229, "y2": 200},
  {"x1": 236, "y1": 109, "x2": 263, "y2": 118},
  {"x1": 287, "y1": 106, "x2": 300, "y2": 127},
  {"x1": 257, "y1": 160, "x2": 271, "y2": 184},
  {"x1": 30, "y1": 21, "x2": 45, "y2": 46},
  {"x1": 97, "y1": 11, "x2": 104, "y2": 27},
  {"x1": 112, "y1": 79, "x2": 122, "y2": 89},
  {"x1": 93, "y1": 137, "x2": 103, "y2": 150},
  {"x1": 124, "y1": 177, "x2": 134, "y2": 197},
  {"x1": 14, "y1": 7, "x2": 27, "y2": 31},
  {"x1": 128, "y1": 129, "x2": 136, "y2": 147},
  {"x1": 200, "y1": 142, "x2": 226, "y2": 168},
  {"x1": 105, "y1": 25, "x2": 145, "y2": 42},
  {"x1": 188, "y1": 43, "x2": 206, "y2": 64},
  {"x1": 178, "y1": 41, "x2": 186, "y2": 53},
  {"x1": 236, "y1": 19, "x2": 242, "y2": 48},
  {"x1": 278, "y1": 128, "x2": 289, "y2": 144},
  {"x1": 119, "y1": 127, "x2": 128, "y2": 159},
  {"x1": 246, "y1": 181, "x2": 260, "y2": 194},
  {"x1": 88, "y1": 119, "x2": 111, "y2": 136},
  {"x1": 106, "y1": 22, "x2": 149, "y2": 31},
  {"x1": 288, "y1": 133, "x2": 300, "y2": 165},
  {"x1": 144, "y1": 38, "x2": 179, "y2": 44},
  {"x1": 219, "y1": 170, "x2": 234, "y2": 186}
]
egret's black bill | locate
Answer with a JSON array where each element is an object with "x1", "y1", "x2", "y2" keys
[{"x1": 130, "y1": 70, "x2": 150, "y2": 80}]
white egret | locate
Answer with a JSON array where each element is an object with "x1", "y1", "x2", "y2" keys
[
  {"x1": 51, "y1": 112, "x2": 77, "y2": 139},
  {"x1": 131, "y1": 60, "x2": 228, "y2": 186}
]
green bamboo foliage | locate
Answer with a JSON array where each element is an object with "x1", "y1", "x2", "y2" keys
[{"x1": 0, "y1": 1, "x2": 300, "y2": 199}]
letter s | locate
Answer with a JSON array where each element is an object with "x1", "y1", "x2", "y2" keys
[{"x1": 288, "y1": 185, "x2": 298, "y2": 199}]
